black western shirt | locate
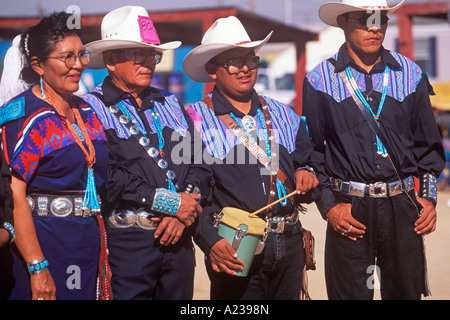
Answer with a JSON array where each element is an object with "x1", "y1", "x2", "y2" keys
[
  {"x1": 302, "y1": 45, "x2": 445, "y2": 218},
  {"x1": 83, "y1": 76, "x2": 211, "y2": 215},
  {"x1": 186, "y1": 87, "x2": 319, "y2": 253}
]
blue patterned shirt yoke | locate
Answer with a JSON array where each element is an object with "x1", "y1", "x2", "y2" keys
[
  {"x1": 83, "y1": 84, "x2": 188, "y2": 139},
  {"x1": 187, "y1": 92, "x2": 302, "y2": 161}
]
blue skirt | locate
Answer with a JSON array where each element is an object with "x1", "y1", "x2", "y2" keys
[{"x1": 0, "y1": 216, "x2": 100, "y2": 300}]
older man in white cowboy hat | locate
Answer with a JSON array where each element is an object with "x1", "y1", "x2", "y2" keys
[
  {"x1": 183, "y1": 16, "x2": 319, "y2": 300},
  {"x1": 82, "y1": 6, "x2": 210, "y2": 300},
  {"x1": 302, "y1": 0, "x2": 445, "y2": 299}
]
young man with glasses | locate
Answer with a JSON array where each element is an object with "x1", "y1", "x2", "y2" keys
[
  {"x1": 183, "y1": 16, "x2": 319, "y2": 300},
  {"x1": 303, "y1": 0, "x2": 444, "y2": 299},
  {"x1": 82, "y1": 6, "x2": 209, "y2": 300}
]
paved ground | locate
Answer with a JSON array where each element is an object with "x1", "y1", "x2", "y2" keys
[{"x1": 193, "y1": 191, "x2": 450, "y2": 300}]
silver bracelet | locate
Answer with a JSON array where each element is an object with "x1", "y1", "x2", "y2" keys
[
  {"x1": 419, "y1": 173, "x2": 438, "y2": 203},
  {"x1": 27, "y1": 257, "x2": 49, "y2": 275},
  {"x1": 296, "y1": 165, "x2": 316, "y2": 175},
  {"x1": 2, "y1": 222, "x2": 15, "y2": 243},
  {"x1": 152, "y1": 188, "x2": 181, "y2": 216}
]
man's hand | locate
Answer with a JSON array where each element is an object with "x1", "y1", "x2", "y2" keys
[
  {"x1": 153, "y1": 216, "x2": 185, "y2": 246},
  {"x1": 176, "y1": 193, "x2": 202, "y2": 227},
  {"x1": 294, "y1": 170, "x2": 319, "y2": 195},
  {"x1": 209, "y1": 239, "x2": 244, "y2": 276},
  {"x1": 326, "y1": 203, "x2": 366, "y2": 241},
  {"x1": 415, "y1": 198, "x2": 437, "y2": 235}
]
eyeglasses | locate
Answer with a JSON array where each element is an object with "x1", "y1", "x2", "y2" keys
[
  {"x1": 118, "y1": 49, "x2": 163, "y2": 65},
  {"x1": 213, "y1": 55, "x2": 260, "y2": 74},
  {"x1": 46, "y1": 50, "x2": 90, "y2": 68},
  {"x1": 346, "y1": 13, "x2": 390, "y2": 28}
]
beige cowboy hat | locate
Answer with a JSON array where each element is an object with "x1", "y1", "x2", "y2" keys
[
  {"x1": 85, "y1": 6, "x2": 181, "y2": 69},
  {"x1": 183, "y1": 16, "x2": 272, "y2": 83},
  {"x1": 319, "y1": 0, "x2": 406, "y2": 27}
]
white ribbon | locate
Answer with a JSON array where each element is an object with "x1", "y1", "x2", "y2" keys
[{"x1": 0, "y1": 35, "x2": 31, "y2": 106}]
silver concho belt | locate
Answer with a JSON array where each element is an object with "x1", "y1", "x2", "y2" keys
[
  {"x1": 331, "y1": 176, "x2": 415, "y2": 198},
  {"x1": 27, "y1": 192, "x2": 100, "y2": 218},
  {"x1": 107, "y1": 208, "x2": 159, "y2": 230}
]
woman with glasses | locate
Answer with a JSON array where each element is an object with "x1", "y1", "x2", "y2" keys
[{"x1": 0, "y1": 12, "x2": 111, "y2": 300}]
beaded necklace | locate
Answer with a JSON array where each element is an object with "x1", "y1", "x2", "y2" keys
[
  {"x1": 44, "y1": 91, "x2": 100, "y2": 214},
  {"x1": 229, "y1": 109, "x2": 287, "y2": 206},
  {"x1": 345, "y1": 66, "x2": 389, "y2": 157}
]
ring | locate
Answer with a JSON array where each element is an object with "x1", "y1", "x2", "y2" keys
[{"x1": 347, "y1": 226, "x2": 352, "y2": 233}]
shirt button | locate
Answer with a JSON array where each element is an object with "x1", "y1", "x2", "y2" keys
[{"x1": 142, "y1": 198, "x2": 146, "y2": 202}]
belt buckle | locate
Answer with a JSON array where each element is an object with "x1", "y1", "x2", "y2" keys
[
  {"x1": 267, "y1": 217, "x2": 285, "y2": 234},
  {"x1": 369, "y1": 182, "x2": 387, "y2": 198},
  {"x1": 348, "y1": 181, "x2": 366, "y2": 197}
]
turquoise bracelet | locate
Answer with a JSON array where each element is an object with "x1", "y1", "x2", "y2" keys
[
  {"x1": 2, "y1": 222, "x2": 15, "y2": 244},
  {"x1": 152, "y1": 188, "x2": 181, "y2": 216},
  {"x1": 27, "y1": 257, "x2": 49, "y2": 275}
]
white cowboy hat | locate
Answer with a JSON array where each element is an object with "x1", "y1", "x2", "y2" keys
[
  {"x1": 183, "y1": 16, "x2": 272, "y2": 83},
  {"x1": 319, "y1": 0, "x2": 406, "y2": 27},
  {"x1": 85, "y1": 6, "x2": 181, "y2": 69}
]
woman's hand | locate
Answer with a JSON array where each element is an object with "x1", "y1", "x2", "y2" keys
[{"x1": 30, "y1": 269, "x2": 56, "y2": 300}]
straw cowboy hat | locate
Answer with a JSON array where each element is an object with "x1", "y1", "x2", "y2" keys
[
  {"x1": 183, "y1": 16, "x2": 272, "y2": 83},
  {"x1": 85, "y1": 6, "x2": 181, "y2": 69},
  {"x1": 319, "y1": 0, "x2": 406, "y2": 27}
]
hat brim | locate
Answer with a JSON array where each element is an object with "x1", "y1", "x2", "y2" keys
[
  {"x1": 182, "y1": 31, "x2": 272, "y2": 83},
  {"x1": 85, "y1": 39, "x2": 181, "y2": 69},
  {"x1": 319, "y1": 0, "x2": 405, "y2": 27}
]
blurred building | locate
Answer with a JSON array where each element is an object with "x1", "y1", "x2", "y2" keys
[{"x1": 0, "y1": 6, "x2": 317, "y2": 115}]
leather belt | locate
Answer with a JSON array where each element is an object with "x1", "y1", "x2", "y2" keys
[
  {"x1": 27, "y1": 192, "x2": 99, "y2": 218},
  {"x1": 107, "y1": 208, "x2": 160, "y2": 230},
  {"x1": 331, "y1": 176, "x2": 415, "y2": 198}
]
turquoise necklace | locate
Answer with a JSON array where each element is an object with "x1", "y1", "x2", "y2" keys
[
  {"x1": 230, "y1": 110, "x2": 287, "y2": 206},
  {"x1": 345, "y1": 66, "x2": 389, "y2": 157}
]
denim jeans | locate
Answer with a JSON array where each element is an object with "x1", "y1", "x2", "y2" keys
[
  {"x1": 207, "y1": 222, "x2": 304, "y2": 300},
  {"x1": 325, "y1": 192, "x2": 428, "y2": 300},
  {"x1": 107, "y1": 227, "x2": 195, "y2": 300}
]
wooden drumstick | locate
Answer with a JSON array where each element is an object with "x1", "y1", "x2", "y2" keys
[{"x1": 248, "y1": 190, "x2": 298, "y2": 217}]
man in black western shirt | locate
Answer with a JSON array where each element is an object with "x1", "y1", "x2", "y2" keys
[
  {"x1": 303, "y1": 0, "x2": 445, "y2": 299},
  {"x1": 183, "y1": 16, "x2": 319, "y2": 300},
  {"x1": 83, "y1": 6, "x2": 210, "y2": 300}
]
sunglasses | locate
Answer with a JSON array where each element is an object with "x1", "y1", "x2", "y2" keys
[
  {"x1": 346, "y1": 13, "x2": 390, "y2": 28},
  {"x1": 117, "y1": 49, "x2": 163, "y2": 65},
  {"x1": 46, "y1": 50, "x2": 90, "y2": 68},
  {"x1": 213, "y1": 55, "x2": 260, "y2": 74}
]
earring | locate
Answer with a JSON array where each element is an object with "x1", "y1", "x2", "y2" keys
[{"x1": 40, "y1": 76, "x2": 46, "y2": 99}]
